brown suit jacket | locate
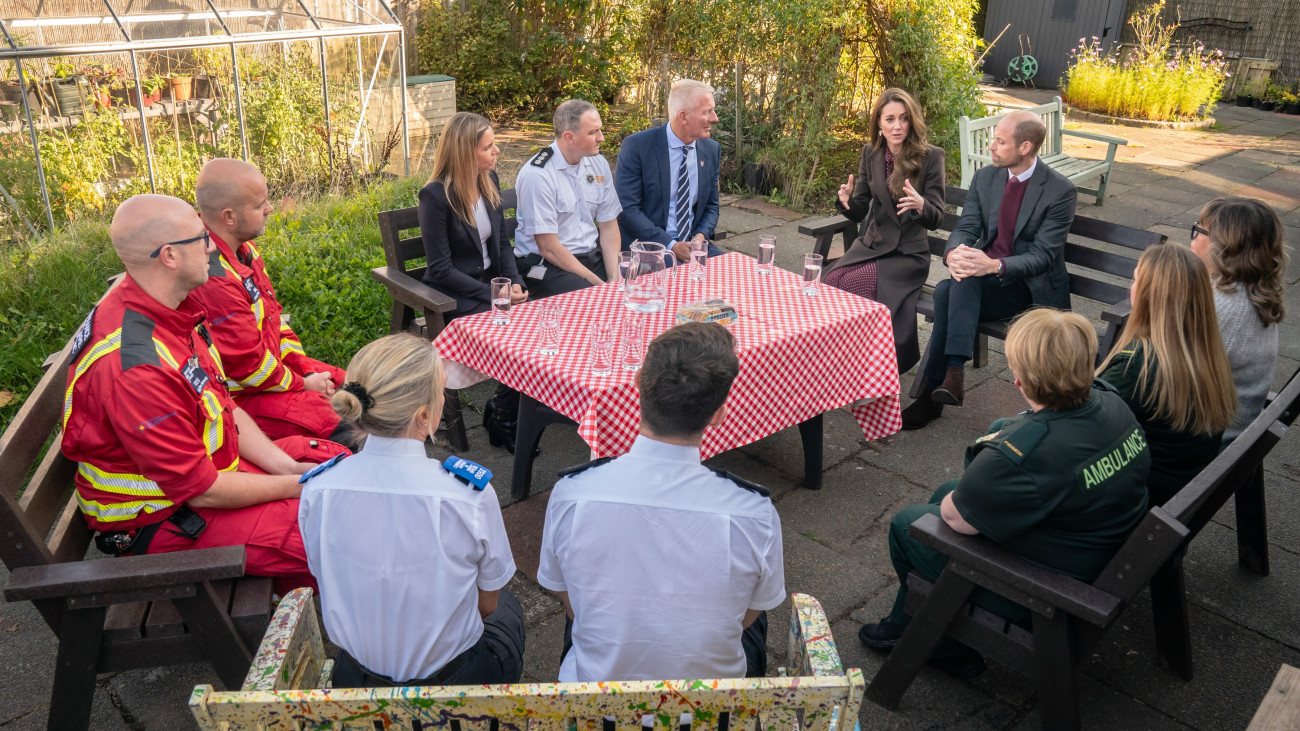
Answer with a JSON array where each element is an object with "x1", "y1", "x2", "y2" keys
[{"x1": 824, "y1": 144, "x2": 945, "y2": 372}]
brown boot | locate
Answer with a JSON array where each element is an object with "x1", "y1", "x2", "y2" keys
[
  {"x1": 931, "y1": 365, "x2": 965, "y2": 406},
  {"x1": 901, "y1": 384, "x2": 944, "y2": 430}
]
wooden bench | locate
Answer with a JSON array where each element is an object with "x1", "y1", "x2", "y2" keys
[
  {"x1": 960, "y1": 96, "x2": 1128, "y2": 205},
  {"x1": 191, "y1": 589, "x2": 865, "y2": 731},
  {"x1": 1, "y1": 280, "x2": 274, "y2": 731},
  {"x1": 1248, "y1": 664, "x2": 1300, "y2": 730},
  {"x1": 866, "y1": 365, "x2": 1300, "y2": 730},
  {"x1": 798, "y1": 185, "x2": 1167, "y2": 396}
]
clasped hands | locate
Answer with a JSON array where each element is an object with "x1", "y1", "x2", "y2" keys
[
  {"x1": 947, "y1": 245, "x2": 1000, "y2": 282},
  {"x1": 837, "y1": 174, "x2": 926, "y2": 216}
]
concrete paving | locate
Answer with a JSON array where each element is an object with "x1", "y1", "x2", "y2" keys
[{"x1": 3, "y1": 89, "x2": 1300, "y2": 729}]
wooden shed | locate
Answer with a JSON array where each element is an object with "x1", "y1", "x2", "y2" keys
[{"x1": 982, "y1": 0, "x2": 1130, "y2": 89}]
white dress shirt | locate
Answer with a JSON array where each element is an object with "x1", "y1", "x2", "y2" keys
[
  {"x1": 514, "y1": 142, "x2": 623, "y2": 258},
  {"x1": 538, "y1": 435, "x2": 786, "y2": 682},
  {"x1": 298, "y1": 435, "x2": 516, "y2": 683}
]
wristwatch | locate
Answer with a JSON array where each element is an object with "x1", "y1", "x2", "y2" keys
[{"x1": 996, "y1": 259, "x2": 1006, "y2": 279}]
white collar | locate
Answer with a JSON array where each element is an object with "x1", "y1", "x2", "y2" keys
[
  {"x1": 358, "y1": 434, "x2": 431, "y2": 458},
  {"x1": 629, "y1": 434, "x2": 702, "y2": 463},
  {"x1": 1011, "y1": 157, "x2": 1038, "y2": 183}
]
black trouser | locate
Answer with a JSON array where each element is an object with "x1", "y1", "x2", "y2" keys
[
  {"x1": 332, "y1": 588, "x2": 526, "y2": 687},
  {"x1": 923, "y1": 274, "x2": 1033, "y2": 382},
  {"x1": 560, "y1": 610, "x2": 769, "y2": 678},
  {"x1": 517, "y1": 251, "x2": 607, "y2": 299}
]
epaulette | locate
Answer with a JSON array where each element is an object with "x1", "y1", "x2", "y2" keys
[
  {"x1": 709, "y1": 467, "x2": 770, "y2": 498},
  {"x1": 444, "y1": 456, "x2": 492, "y2": 491},
  {"x1": 207, "y1": 250, "x2": 225, "y2": 278},
  {"x1": 530, "y1": 147, "x2": 554, "y2": 168},
  {"x1": 557, "y1": 456, "x2": 615, "y2": 478},
  {"x1": 241, "y1": 275, "x2": 262, "y2": 303},
  {"x1": 299, "y1": 453, "x2": 346, "y2": 484},
  {"x1": 69, "y1": 306, "x2": 97, "y2": 360},
  {"x1": 990, "y1": 418, "x2": 1048, "y2": 465}
]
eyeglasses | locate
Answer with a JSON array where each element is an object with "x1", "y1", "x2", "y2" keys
[
  {"x1": 150, "y1": 231, "x2": 210, "y2": 258},
  {"x1": 1190, "y1": 223, "x2": 1210, "y2": 241}
]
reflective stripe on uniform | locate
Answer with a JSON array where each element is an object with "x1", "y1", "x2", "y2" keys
[
  {"x1": 63, "y1": 328, "x2": 123, "y2": 429},
  {"x1": 280, "y1": 336, "x2": 305, "y2": 357},
  {"x1": 220, "y1": 255, "x2": 266, "y2": 330},
  {"x1": 230, "y1": 350, "x2": 281, "y2": 391},
  {"x1": 77, "y1": 462, "x2": 167, "y2": 496},
  {"x1": 76, "y1": 496, "x2": 173, "y2": 523}
]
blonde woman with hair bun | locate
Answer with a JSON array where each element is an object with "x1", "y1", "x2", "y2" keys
[{"x1": 297, "y1": 333, "x2": 524, "y2": 688}]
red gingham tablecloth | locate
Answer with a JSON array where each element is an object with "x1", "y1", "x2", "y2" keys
[{"x1": 434, "y1": 252, "x2": 902, "y2": 459}]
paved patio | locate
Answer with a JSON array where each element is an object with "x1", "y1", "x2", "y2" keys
[{"x1": 2, "y1": 91, "x2": 1298, "y2": 729}]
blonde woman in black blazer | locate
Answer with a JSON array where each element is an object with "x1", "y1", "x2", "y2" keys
[
  {"x1": 824, "y1": 89, "x2": 945, "y2": 373},
  {"x1": 418, "y1": 112, "x2": 529, "y2": 451}
]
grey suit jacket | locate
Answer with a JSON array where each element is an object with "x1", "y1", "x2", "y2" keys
[{"x1": 945, "y1": 160, "x2": 1077, "y2": 310}]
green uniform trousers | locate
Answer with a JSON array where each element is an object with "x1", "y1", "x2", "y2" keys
[{"x1": 887, "y1": 479, "x2": 1033, "y2": 628}]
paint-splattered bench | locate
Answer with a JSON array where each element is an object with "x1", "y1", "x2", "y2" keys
[{"x1": 190, "y1": 589, "x2": 864, "y2": 731}]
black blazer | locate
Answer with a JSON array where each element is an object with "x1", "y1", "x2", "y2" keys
[{"x1": 418, "y1": 170, "x2": 525, "y2": 316}]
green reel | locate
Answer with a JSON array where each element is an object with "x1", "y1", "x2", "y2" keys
[{"x1": 1007, "y1": 55, "x2": 1039, "y2": 83}]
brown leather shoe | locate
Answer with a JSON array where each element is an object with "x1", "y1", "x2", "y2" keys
[
  {"x1": 931, "y1": 365, "x2": 965, "y2": 406},
  {"x1": 901, "y1": 390, "x2": 944, "y2": 430}
]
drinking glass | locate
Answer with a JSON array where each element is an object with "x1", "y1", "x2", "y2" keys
[
  {"x1": 537, "y1": 300, "x2": 560, "y2": 356},
  {"x1": 802, "y1": 254, "x2": 823, "y2": 296},
  {"x1": 757, "y1": 234, "x2": 775, "y2": 275},
  {"x1": 589, "y1": 321, "x2": 615, "y2": 376},
  {"x1": 490, "y1": 277, "x2": 512, "y2": 324},
  {"x1": 620, "y1": 316, "x2": 645, "y2": 372},
  {"x1": 617, "y1": 251, "x2": 634, "y2": 292},
  {"x1": 689, "y1": 239, "x2": 708, "y2": 281}
]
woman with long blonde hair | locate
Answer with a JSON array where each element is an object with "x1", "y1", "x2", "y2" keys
[
  {"x1": 418, "y1": 112, "x2": 528, "y2": 450},
  {"x1": 1097, "y1": 244, "x2": 1237, "y2": 504},
  {"x1": 1190, "y1": 196, "x2": 1288, "y2": 442},
  {"x1": 823, "y1": 88, "x2": 945, "y2": 374}
]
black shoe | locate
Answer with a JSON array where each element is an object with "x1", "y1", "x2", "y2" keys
[
  {"x1": 901, "y1": 393, "x2": 944, "y2": 430},
  {"x1": 484, "y1": 401, "x2": 540, "y2": 457},
  {"x1": 858, "y1": 618, "x2": 905, "y2": 651},
  {"x1": 928, "y1": 639, "x2": 987, "y2": 680}
]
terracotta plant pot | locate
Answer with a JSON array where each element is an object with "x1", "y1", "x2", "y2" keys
[{"x1": 170, "y1": 75, "x2": 193, "y2": 101}]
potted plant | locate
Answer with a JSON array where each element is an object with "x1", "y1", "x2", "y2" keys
[
  {"x1": 193, "y1": 71, "x2": 219, "y2": 99},
  {"x1": 1256, "y1": 80, "x2": 1283, "y2": 111},
  {"x1": 169, "y1": 73, "x2": 194, "y2": 101},
  {"x1": 141, "y1": 75, "x2": 166, "y2": 105},
  {"x1": 1282, "y1": 92, "x2": 1300, "y2": 115}
]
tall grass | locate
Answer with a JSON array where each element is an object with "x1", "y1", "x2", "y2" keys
[
  {"x1": 1061, "y1": 1, "x2": 1228, "y2": 122},
  {"x1": 0, "y1": 177, "x2": 421, "y2": 430}
]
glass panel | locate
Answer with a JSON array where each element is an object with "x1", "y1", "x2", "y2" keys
[
  {"x1": 0, "y1": 51, "x2": 153, "y2": 237},
  {"x1": 1, "y1": 0, "x2": 128, "y2": 48}
]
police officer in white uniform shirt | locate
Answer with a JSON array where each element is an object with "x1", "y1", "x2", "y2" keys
[
  {"x1": 514, "y1": 99, "x2": 623, "y2": 298},
  {"x1": 538, "y1": 322, "x2": 786, "y2": 682},
  {"x1": 297, "y1": 334, "x2": 523, "y2": 687}
]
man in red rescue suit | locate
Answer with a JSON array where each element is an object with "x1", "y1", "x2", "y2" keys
[
  {"x1": 190, "y1": 158, "x2": 352, "y2": 446},
  {"x1": 61, "y1": 194, "x2": 348, "y2": 593}
]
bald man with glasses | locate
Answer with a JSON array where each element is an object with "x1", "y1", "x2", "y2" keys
[{"x1": 60, "y1": 194, "x2": 349, "y2": 593}]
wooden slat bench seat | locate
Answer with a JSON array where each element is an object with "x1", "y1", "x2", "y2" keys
[
  {"x1": 1, "y1": 279, "x2": 274, "y2": 731},
  {"x1": 960, "y1": 96, "x2": 1128, "y2": 205},
  {"x1": 191, "y1": 589, "x2": 863, "y2": 731},
  {"x1": 866, "y1": 365, "x2": 1300, "y2": 730},
  {"x1": 798, "y1": 185, "x2": 1166, "y2": 396}
]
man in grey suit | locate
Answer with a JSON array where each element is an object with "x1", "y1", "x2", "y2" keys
[{"x1": 903, "y1": 111, "x2": 1078, "y2": 430}]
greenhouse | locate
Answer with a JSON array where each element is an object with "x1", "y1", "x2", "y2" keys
[{"x1": 0, "y1": 0, "x2": 409, "y2": 237}]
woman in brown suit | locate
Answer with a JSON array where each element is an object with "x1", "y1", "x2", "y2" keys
[{"x1": 824, "y1": 88, "x2": 945, "y2": 373}]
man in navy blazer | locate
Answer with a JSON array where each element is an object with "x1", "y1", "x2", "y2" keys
[{"x1": 616, "y1": 79, "x2": 724, "y2": 261}]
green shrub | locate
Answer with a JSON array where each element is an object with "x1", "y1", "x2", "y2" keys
[
  {"x1": 1061, "y1": 0, "x2": 1227, "y2": 121},
  {"x1": 0, "y1": 178, "x2": 420, "y2": 431}
]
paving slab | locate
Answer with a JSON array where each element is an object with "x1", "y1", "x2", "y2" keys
[{"x1": 715, "y1": 207, "x2": 788, "y2": 236}]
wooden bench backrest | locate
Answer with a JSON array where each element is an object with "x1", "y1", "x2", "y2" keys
[
  {"x1": 0, "y1": 282, "x2": 124, "y2": 574},
  {"x1": 928, "y1": 186, "x2": 1166, "y2": 307},
  {"x1": 377, "y1": 188, "x2": 520, "y2": 275},
  {"x1": 959, "y1": 98, "x2": 1066, "y2": 184},
  {"x1": 1163, "y1": 366, "x2": 1300, "y2": 539},
  {"x1": 192, "y1": 591, "x2": 866, "y2": 731}
]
